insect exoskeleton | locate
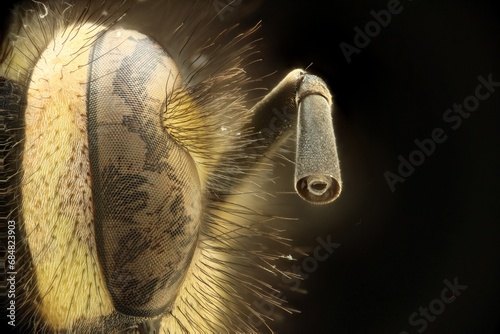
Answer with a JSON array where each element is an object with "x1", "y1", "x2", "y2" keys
[
  {"x1": 2, "y1": 1, "x2": 342, "y2": 333},
  {"x1": 21, "y1": 21, "x2": 209, "y2": 331},
  {"x1": 2, "y1": 2, "x2": 272, "y2": 331}
]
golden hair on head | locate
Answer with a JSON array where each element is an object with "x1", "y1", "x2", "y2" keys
[{"x1": 1, "y1": 1, "x2": 342, "y2": 332}]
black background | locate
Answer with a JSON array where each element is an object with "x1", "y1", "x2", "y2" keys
[
  {"x1": 240, "y1": 1, "x2": 500, "y2": 333},
  {"x1": 2, "y1": 1, "x2": 500, "y2": 333}
]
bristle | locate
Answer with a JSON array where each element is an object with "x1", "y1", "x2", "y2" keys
[{"x1": 1, "y1": 1, "x2": 299, "y2": 333}]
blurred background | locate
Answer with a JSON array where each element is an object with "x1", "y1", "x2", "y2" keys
[{"x1": 2, "y1": 0, "x2": 500, "y2": 333}]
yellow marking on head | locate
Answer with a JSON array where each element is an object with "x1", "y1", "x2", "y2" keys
[{"x1": 21, "y1": 24, "x2": 114, "y2": 330}]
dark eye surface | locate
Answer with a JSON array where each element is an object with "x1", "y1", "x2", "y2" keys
[{"x1": 87, "y1": 29, "x2": 202, "y2": 317}]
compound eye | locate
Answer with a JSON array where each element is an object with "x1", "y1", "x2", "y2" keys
[
  {"x1": 21, "y1": 25, "x2": 203, "y2": 329},
  {"x1": 87, "y1": 29, "x2": 202, "y2": 317}
]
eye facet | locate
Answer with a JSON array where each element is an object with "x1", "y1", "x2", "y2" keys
[
  {"x1": 18, "y1": 20, "x2": 204, "y2": 331},
  {"x1": 87, "y1": 28, "x2": 201, "y2": 318}
]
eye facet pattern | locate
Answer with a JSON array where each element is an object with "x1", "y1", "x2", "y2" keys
[{"x1": 87, "y1": 28, "x2": 201, "y2": 318}]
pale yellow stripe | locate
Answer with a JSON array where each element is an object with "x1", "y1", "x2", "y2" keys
[{"x1": 21, "y1": 24, "x2": 114, "y2": 330}]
